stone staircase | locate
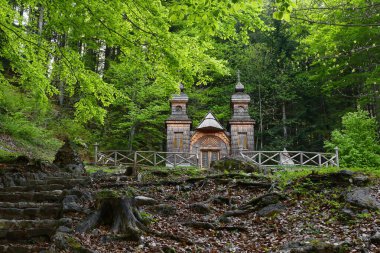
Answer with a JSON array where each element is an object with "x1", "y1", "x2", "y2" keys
[{"x1": 0, "y1": 170, "x2": 90, "y2": 253}]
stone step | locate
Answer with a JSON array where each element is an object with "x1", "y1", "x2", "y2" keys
[
  {"x1": 0, "y1": 190, "x2": 63, "y2": 203},
  {"x1": 0, "y1": 202, "x2": 61, "y2": 209},
  {"x1": 0, "y1": 243, "x2": 49, "y2": 253},
  {"x1": 0, "y1": 206, "x2": 62, "y2": 219},
  {"x1": 0, "y1": 184, "x2": 68, "y2": 192},
  {"x1": 0, "y1": 219, "x2": 60, "y2": 240},
  {"x1": 16, "y1": 178, "x2": 89, "y2": 186}
]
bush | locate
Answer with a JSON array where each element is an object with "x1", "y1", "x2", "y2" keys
[{"x1": 324, "y1": 110, "x2": 380, "y2": 167}]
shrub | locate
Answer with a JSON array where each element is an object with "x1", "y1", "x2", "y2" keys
[{"x1": 324, "y1": 110, "x2": 380, "y2": 167}]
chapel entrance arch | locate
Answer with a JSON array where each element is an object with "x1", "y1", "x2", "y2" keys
[{"x1": 190, "y1": 134, "x2": 229, "y2": 168}]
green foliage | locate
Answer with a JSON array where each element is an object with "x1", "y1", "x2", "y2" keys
[
  {"x1": 273, "y1": 0, "x2": 296, "y2": 22},
  {"x1": 325, "y1": 110, "x2": 380, "y2": 167}
]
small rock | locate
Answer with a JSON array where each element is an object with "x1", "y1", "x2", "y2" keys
[
  {"x1": 189, "y1": 202, "x2": 211, "y2": 214},
  {"x1": 92, "y1": 229, "x2": 101, "y2": 236},
  {"x1": 370, "y1": 232, "x2": 380, "y2": 245},
  {"x1": 219, "y1": 216, "x2": 231, "y2": 223},
  {"x1": 352, "y1": 174, "x2": 370, "y2": 186},
  {"x1": 59, "y1": 218, "x2": 73, "y2": 227},
  {"x1": 57, "y1": 226, "x2": 72, "y2": 233},
  {"x1": 52, "y1": 232, "x2": 69, "y2": 249},
  {"x1": 63, "y1": 195, "x2": 83, "y2": 212},
  {"x1": 100, "y1": 235, "x2": 112, "y2": 244},
  {"x1": 181, "y1": 185, "x2": 192, "y2": 191},
  {"x1": 339, "y1": 208, "x2": 355, "y2": 221},
  {"x1": 257, "y1": 203, "x2": 286, "y2": 217},
  {"x1": 135, "y1": 196, "x2": 158, "y2": 206},
  {"x1": 150, "y1": 204, "x2": 176, "y2": 216}
]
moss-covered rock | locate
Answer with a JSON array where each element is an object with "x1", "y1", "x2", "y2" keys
[{"x1": 210, "y1": 157, "x2": 260, "y2": 173}]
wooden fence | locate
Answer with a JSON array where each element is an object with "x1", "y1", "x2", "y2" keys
[
  {"x1": 95, "y1": 149, "x2": 198, "y2": 168},
  {"x1": 240, "y1": 148, "x2": 339, "y2": 167},
  {"x1": 94, "y1": 144, "x2": 339, "y2": 168}
]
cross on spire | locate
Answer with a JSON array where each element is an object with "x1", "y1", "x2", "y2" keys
[{"x1": 235, "y1": 70, "x2": 244, "y2": 92}]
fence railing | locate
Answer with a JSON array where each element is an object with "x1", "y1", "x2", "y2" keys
[
  {"x1": 240, "y1": 148, "x2": 339, "y2": 167},
  {"x1": 93, "y1": 144, "x2": 339, "y2": 168},
  {"x1": 95, "y1": 150, "x2": 198, "y2": 168}
]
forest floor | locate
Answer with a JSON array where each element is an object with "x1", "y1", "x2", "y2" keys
[{"x1": 72, "y1": 167, "x2": 380, "y2": 253}]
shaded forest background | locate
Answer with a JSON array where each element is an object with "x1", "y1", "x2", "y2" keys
[{"x1": 0, "y1": 0, "x2": 379, "y2": 161}]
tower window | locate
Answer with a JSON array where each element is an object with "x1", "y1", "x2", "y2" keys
[
  {"x1": 173, "y1": 132, "x2": 184, "y2": 151},
  {"x1": 238, "y1": 132, "x2": 248, "y2": 149},
  {"x1": 175, "y1": 105, "x2": 182, "y2": 112}
]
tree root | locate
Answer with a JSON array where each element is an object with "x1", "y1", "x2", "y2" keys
[
  {"x1": 181, "y1": 221, "x2": 248, "y2": 233},
  {"x1": 148, "y1": 229, "x2": 194, "y2": 245},
  {"x1": 76, "y1": 195, "x2": 148, "y2": 241}
]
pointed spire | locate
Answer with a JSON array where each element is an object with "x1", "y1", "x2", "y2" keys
[{"x1": 235, "y1": 70, "x2": 244, "y2": 92}]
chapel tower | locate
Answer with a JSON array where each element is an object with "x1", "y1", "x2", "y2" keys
[
  {"x1": 229, "y1": 73, "x2": 255, "y2": 155},
  {"x1": 165, "y1": 83, "x2": 191, "y2": 153}
]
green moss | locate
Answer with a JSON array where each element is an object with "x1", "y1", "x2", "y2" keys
[
  {"x1": 66, "y1": 236, "x2": 81, "y2": 249},
  {"x1": 0, "y1": 149, "x2": 20, "y2": 163}
]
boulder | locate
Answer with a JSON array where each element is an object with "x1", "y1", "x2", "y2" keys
[
  {"x1": 53, "y1": 139, "x2": 85, "y2": 174},
  {"x1": 345, "y1": 187, "x2": 380, "y2": 210},
  {"x1": 257, "y1": 203, "x2": 286, "y2": 217},
  {"x1": 210, "y1": 157, "x2": 260, "y2": 173}
]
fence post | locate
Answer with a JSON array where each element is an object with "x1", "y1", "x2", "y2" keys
[
  {"x1": 94, "y1": 143, "x2": 99, "y2": 165},
  {"x1": 174, "y1": 154, "x2": 177, "y2": 168},
  {"x1": 114, "y1": 152, "x2": 118, "y2": 166},
  {"x1": 258, "y1": 152, "x2": 262, "y2": 166},
  {"x1": 154, "y1": 152, "x2": 157, "y2": 167},
  {"x1": 334, "y1": 147, "x2": 339, "y2": 167},
  {"x1": 318, "y1": 153, "x2": 322, "y2": 167},
  {"x1": 134, "y1": 151, "x2": 137, "y2": 168},
  {"x1": 300, "y1": 152, "x2": 303, "y2": 166}
]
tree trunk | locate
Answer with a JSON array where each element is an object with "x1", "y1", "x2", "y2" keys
[
  {"x1": 38, "y1": 5, "x2": 44, "y2": 37},
  {"x1": 282, "y1": 102, "x2": 287, "y2": 140},
  {"x1": 76, "y1": 195, "x2": 147, "y2": 241}
]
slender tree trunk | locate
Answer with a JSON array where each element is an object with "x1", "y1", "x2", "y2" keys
[
  {"x1": 97, "y1": 40, "x2": 106, "y2": 78},
  {"x1": 258, "y1": 81, "x2": 263, "y2": 150},
  {"x1": 59, "y1": 81, "x2": 64, "y2": 106},
  {"x1": 38, "y1": 5, "x2": 44, "y2": 36},
  {"x1": 129, "y1": 125, "x2": 135, "y2": 151},
  {"x1": 282, "y1": 102, "x2": 287, "y2": 140}
]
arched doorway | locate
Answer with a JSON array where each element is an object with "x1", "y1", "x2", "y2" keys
[{"x1": 191, "y1": 134, "x2": 229, "y2": 168}]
